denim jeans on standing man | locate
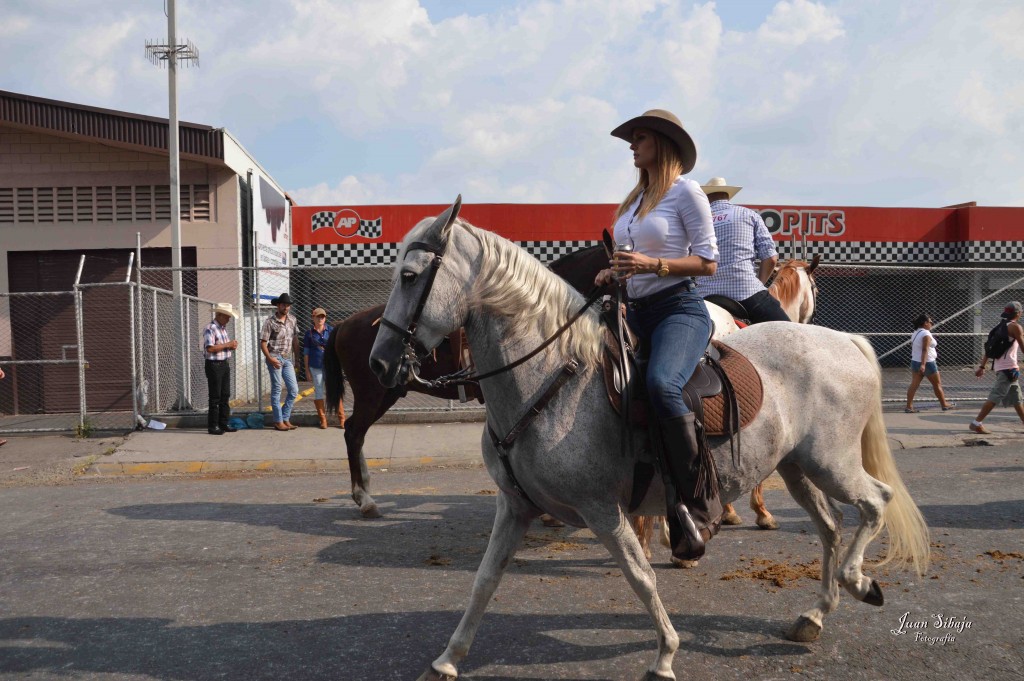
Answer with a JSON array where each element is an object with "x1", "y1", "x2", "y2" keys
[
  {"x1": 266, "y1": 355, "x2": 299, "y2": 424},
  {"x1": 627, "y1": 284, "x2": 713, "y2": 419}
]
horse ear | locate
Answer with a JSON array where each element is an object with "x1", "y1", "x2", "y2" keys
[
  {"x1": 442, "y1": 194, "x2": 462, "y2": 236},
  {"x1": 807, "y1": 253, "x2": 821, "y2": 275},
  {"x1": 425, "y1": 195, "x2": 463, "y2": 242},
  {"x1": 602, "y1": 229, "x2": 614, "y2": 257}
]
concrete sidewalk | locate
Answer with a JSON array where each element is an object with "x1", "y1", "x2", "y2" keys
[
  {"x1": 86, "y1": 421, "x2": 487, "y2": 476},
  {"x1": 2, "y1": 405, "x2": 1023, "y2": 480}
]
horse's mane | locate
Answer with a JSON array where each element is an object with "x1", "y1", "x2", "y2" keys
[
  {"x1": 449, "y1": 220, "x2": 604, "y2": 368},
  {"x1": 770, "y1": 260, "x2": 812, "y2": 307}
]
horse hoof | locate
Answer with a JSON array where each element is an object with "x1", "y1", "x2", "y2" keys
[
  {"x1": 416, "y1": 668, "x2": 457, "y2": 681},
  {"x1": 756, "y1": 515, "x2": 779, "y2": 530},
  {"x1": 639, "y1": 671, "x2": 675, "y2": 681},
  {"x1": 540, "y1": 513, "x2": 564, "y2": 528},
  {"x1": 670, "y1": 558, "x2": 699, "y2": 569},
  {"x1": 360, "y1": 502, "x2": 382, "y2": 519},
  {"x1": 786, "y1": 615, "x2": 822, "y2": 642},
  {"x1": 863, "y1": 579, "x2": 884, "y2": 606},
  {"x1": 721, "y1": 510, "x2": 743, "y2": 525}
]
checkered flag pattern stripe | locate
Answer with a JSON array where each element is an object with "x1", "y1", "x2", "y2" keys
[
  {"x1": 294, "y1": 240, "x2": 1024, "y2": 267},
  {"x1": 357, "y1": 218, "x2": 383, "y2": 239},
  {"x1": 310, "y1": 211, "x2": 336, "y2": 232},
  {"x1": 292, "y1": 243, "x2": 401, "y2": 266}
]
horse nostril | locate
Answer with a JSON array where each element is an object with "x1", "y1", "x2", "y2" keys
[{"x1": 369, "y1": 357, "x2": 388, "y2": 380}]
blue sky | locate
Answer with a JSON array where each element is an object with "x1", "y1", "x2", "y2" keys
[{"x1": 2, "y1": 1, "x2": 1021, "y2": 208}]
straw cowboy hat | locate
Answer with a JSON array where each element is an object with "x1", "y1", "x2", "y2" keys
[
  {"x1": 610, "y1": 109, "x2": 698, "y2": 174},
  {"x1": 700, "y1": 177, "x2": 742, "y2": 200},
  {"x1": 213, "y1": 302, "x2": 239, "y2": 319}
]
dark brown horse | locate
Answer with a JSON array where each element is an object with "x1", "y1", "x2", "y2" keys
[{"x1": 324, "y1": 245, "x2": 606, "y2": 517}]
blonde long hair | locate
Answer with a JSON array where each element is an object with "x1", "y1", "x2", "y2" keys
[{"x1": 614, "y1": 129, "x2": 685, "y2": 223}]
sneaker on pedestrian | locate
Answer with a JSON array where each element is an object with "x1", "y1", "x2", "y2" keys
[
  {"x1": 208, "y1": 427, "x2": 224, "y2": 435},
  {"x1": 969, "y1": 423, "x2": 990, "y2": 434}
]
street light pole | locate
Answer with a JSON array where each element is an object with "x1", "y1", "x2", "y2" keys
[{"x1": 147, "y1": 0, "x2": 198, "y2": 410}]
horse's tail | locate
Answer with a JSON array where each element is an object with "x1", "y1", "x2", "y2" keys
[
  {"x1": 324, "y1": 324, "x2": 346, "y2": 415},
  {"x1": 850, "y1": 334, "x2": 930, "y2": 576}
]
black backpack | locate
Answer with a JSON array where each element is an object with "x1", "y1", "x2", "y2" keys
[{"x1": 984, "y1": 319, "x2": 1013, "y2": 364}]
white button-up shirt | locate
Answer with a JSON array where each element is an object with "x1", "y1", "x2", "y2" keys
[{"x1": 612, "y1": 176, "x2": 718, "y2": 299}]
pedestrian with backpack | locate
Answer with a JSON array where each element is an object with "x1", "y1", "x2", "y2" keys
[
  {"x1": 905, "y1": 314, "x2": 955, "y2": 412},
  {"x1": 970, "y1": 301, "x2": 1024, "y2": 434}
]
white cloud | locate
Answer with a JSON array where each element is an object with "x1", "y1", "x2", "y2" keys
[
  {"x1": 0, "y1": 15, "x2": 32, "y2": 37},
  {"x1": 290, "y1": 175, "x2": 386, "y2": 205},
  {"x1": 757, "y1": 0, "x2": 844, "y2": 46}
]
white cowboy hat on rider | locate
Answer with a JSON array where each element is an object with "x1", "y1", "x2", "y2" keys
[{"x1": 700, "y1": 177, "x2": 742, "y2": 200}]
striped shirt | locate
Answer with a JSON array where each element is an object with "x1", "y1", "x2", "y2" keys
[
  {"x1": 699, "y1": 199, "x2": 778, "y2": 301},
  {"x1": 203, "y1": 320, "x2": 232, "y2": 360},
  {"x1": 260, "y1": 313, "x2": 298, "y2": 357}
]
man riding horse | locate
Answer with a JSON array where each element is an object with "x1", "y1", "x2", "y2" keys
[{"x1": 698, "y1": 176, "x2": 790, "y2": 324}]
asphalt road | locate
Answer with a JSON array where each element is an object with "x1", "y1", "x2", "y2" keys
[{"x1": 1, "y1": 446, "x2": 1022, "y2": 681}]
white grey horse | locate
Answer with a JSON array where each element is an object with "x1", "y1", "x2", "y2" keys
[{"x1": 369, "y1": 200, "x2": 930, "y2": 681}]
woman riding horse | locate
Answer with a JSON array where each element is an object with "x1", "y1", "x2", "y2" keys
[{"x1": 594, "y1": 109, "x2": 722, "y2": 562}]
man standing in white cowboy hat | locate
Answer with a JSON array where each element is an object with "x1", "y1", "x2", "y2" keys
[
  {"x1": 203, "y1": 302, "x2": 240, "y2": 435},
  {"x1": 260, "y1": 292, "x2": 300, "y2": 431},
  {"x1": 698, "y1": 177, "x2": 789, "y2": 324}
]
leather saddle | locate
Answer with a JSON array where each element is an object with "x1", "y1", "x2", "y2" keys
[
  {"x1": 601, "y1": 319, "x2": 763, "y2": 437},
  {"x1": 704, "y1": 294, "x2": 751, "y2": 324}
]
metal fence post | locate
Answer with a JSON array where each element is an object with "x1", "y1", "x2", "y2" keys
[
  {"x1": 73, "y1": 255, "x2": 86, "y2": 432},
  {"x1": 153, "y1": 288, "x2": 161, "y2": 411},
  {"x1": 127, "y1": 254, "x2": 139, "y2": 429},
  {"x1": 185, "y1": 295, "x2": 193, "y2": 407},
  {"x1": 136, "y1": 234, "x2": 145, "y2": 421},
  {"x1": 254, "y1": 259, "x2": 263, "y2": 414}
]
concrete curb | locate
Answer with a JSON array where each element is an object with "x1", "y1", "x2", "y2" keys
[{"x1": 85, "y1": 454, "x2": 480, "y2": 476}]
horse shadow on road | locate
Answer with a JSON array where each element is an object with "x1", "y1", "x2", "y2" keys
[
  {"x1": 107, "y1": 494, "x2": 627, "y2": 576},
  {"x1": 0, "y1": 610, "x2": 808, "y2": 680}
]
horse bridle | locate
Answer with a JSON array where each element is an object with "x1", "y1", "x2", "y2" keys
[{"x1": 379, "y1": 237, "x2": 603, "y2": 390}]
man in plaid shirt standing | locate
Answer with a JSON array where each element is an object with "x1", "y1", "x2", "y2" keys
[
  {"x1": 698, "y1": 177, "x2": 789, "y2": 323},
  {"x1": 261, "y1": 292, "x2": 300, "y2": 431},
  {"x1": 203, "y1": 303, "x2": 240, "y2": 435}
]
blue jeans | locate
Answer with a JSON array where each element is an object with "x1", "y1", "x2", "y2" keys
[
  {"x1": 627, "y1": 286, "x2": 713, "y2": 419},
  {"x1": 309, "y1": 366, "x2": 325, "y2": 400},
  {"x1": 267, "y1": 355, "x2": 298, "y2": 423}
]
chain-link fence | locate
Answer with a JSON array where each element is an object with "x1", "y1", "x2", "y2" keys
[
  {"x1": 813, "y1": 264, "x2": 1024, "y2": 404},
  {"x1": 3, "y1": 256, "x2": 1024, "y2": 434},
  {"x1": 0, "y1": 290, "x2": 83, "y2": 433}
]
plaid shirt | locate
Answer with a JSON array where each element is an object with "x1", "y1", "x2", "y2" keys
[
  {"x1": 260, "y1": 313, "x2": 298, "y2": 357},
  {"x1": 203, "y1": 320, "x2": 232, "y2": 360},
  {"x1": 699, "y1": 200, "x2": 778, "y2": 301}
]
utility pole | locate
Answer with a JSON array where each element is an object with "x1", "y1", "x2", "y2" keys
[{"x1": 146, "y1": 0, "x2": 199, "y2": 410}]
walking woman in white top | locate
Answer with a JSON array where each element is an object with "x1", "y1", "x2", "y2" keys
[
  {"x1": 905, "y1": 313, "x2": 955, "y2": 412},
  {"x1": 594, "y1": 109, "x2": 720, "y2": 562}
]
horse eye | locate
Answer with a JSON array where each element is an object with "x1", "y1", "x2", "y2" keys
[{"x1": 401, "y1": 271, "x2": 417, "y2": 285}]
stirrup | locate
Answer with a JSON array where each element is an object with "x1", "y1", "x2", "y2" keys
[{"x1": 670, "y1": 502, "x2": 706, "y2": 561}]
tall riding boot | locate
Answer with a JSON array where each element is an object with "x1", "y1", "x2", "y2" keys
[
  {"x1": 660, "y1": 413, "x2": 723, "y2": 562},
  {"x1": 314, "y1": 399, "x2": 328, "y2": 429},
  {"x1": 337, "y1": 399, "x2": 346, "y2": 429}
]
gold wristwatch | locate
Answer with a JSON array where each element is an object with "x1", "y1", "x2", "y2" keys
[{"x1": 656, "y1": 258, "x2": 670, "y2": 277}]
